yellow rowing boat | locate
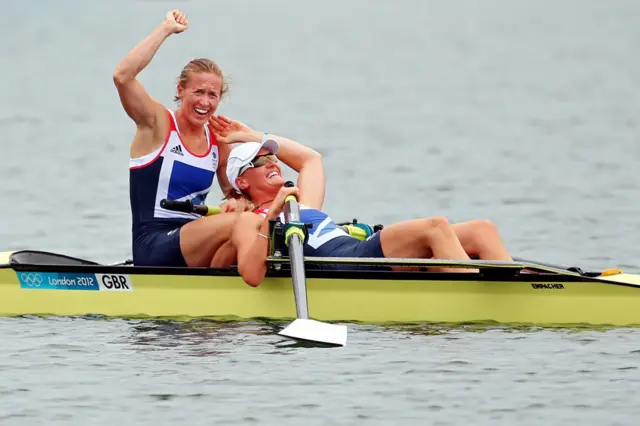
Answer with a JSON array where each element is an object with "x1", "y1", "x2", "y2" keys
[{"x1": 1, "y1": 249, "x2": 639, "y2": 326}]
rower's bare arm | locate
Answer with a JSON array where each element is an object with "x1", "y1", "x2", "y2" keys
[
  {"x1": 294, "y1": 149, "x2": 324, "y2": 210},
  {"x1": 208, "y1": 116, "x2": 325, "y2": 208},
  {"x1": 259, "y1": 134, "x2": 324, "y2": 209},
  {"x1": 113, "y1": 11, "x2": 187, "y2": 130},
  {"x1": 233, "y1": 213, "x2": 271, "y2": 287},
  {"x1": 246, "y1": 132, "x2": 325, "y2": 209},
  {"x1": 216, "y1": 141, "x2": 235, "y2": 199}
]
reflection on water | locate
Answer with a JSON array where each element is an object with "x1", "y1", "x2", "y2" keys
[
  {"x1": 117, "y1": 319, "x2": 317, "y2": 356},
  {"x1": 116, "y1": 318, "x2": 631, "y2": 357}
]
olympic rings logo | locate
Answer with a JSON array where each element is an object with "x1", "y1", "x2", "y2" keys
[{"x1": 20, "y1": 273, "x2": 43, "y2": 287}]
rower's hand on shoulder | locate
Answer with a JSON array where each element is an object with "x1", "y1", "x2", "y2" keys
[
  {"x1": 266, "y1": 186, "x2": 300, "y2": 220},
  {"x1": 220, "y1": 198, "x2": 254, "y2": 213},
  {"x1": 163, "y1": 9, "x2": 189, "y2": 34},
  {"x1": 209, "y1": 115, "x2": 262, "y2": 144}
]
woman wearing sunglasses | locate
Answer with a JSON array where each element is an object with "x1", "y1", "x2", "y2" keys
[{"x1": 210, "y1": 117, "x2": 513, "y2": 287}]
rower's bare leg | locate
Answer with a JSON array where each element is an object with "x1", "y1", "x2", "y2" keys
[
  {"x1": 379, "y1": 217, "x2": 475, "y2": 273},
  {"x1": 179, "y1": 213, "x2": 240, "y2": 267},
  {"x1": 210, "y1": 240, "x2": 237, "y2": 268},
  {"x1": 450, "y1": 220, "x2": 512, "y2": 261}
]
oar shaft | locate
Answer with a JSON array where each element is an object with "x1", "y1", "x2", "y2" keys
[
  {"x1": 287, "y1": 234, "x2": 309, "y2": 319},
  {"x1": 277, "y1": 181, "x2": 348, "y2": 347},
  {"x1": 283, "y1": 188, "x2": 310, "y2": 320}
]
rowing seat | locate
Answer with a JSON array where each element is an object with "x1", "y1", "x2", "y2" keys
[{"x1": 9, "y1": 250, "x2": 101, "y2": 266}]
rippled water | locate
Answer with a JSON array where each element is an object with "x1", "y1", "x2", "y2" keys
[{"x1": 2, "y1": 0, "x2": 640, "y2": 424}]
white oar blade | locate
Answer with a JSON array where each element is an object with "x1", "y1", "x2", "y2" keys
[{"x1": 279, "y1": 319, "x2": 347, "y2": 347}]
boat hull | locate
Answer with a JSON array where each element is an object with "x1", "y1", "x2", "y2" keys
[{"x1": 2, "y1": 252, "x2": 640, "y2": 326}]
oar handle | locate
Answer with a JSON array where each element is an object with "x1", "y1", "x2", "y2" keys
[
  {"x1": 284, "y1": 180, "x2": 298, "y2": 205},
  {"x1": 160, "y1": 199, "x2": 221, "y2": 216},
  {"x1": 283, "y1": 181, "x2": 306, "y2": 244}
]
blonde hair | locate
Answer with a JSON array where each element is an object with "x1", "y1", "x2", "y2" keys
[{"x1": 174, "y1": 58, "x2": 229, "y2": 102}]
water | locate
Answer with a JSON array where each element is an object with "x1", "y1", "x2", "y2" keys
[{"x1": 2, "y1": 0, "x2": 640, "y2": 424}]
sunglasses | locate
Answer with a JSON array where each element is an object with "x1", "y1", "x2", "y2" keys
[{"x1": 238, "y1": 154, "x2": 278, "y2": 176}]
